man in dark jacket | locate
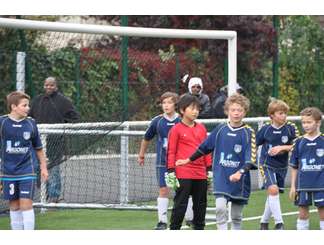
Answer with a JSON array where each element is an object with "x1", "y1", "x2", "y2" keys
[
  {"x1": 210, "y1": 83, "x2": 244, "y2": 118},
  {"x1": 29, "y1": 77, "x2": 80, "y2": 202}
]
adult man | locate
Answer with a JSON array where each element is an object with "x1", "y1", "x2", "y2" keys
[
  {"x1": 29, "y1": 77, "x2": 80, "y2": 203},
  {"x1": 210, "y1": 83, "x2": 244, "y2": 118}
]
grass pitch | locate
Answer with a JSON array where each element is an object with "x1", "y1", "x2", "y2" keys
[{"x1": 0, "y1": 190, "x2": 321, "y2": 230}]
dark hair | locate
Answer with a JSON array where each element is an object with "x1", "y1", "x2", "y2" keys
[
  {"x1": 6, "y1": 91, "x2": 30, "y2": 112},
  {"x1": 177, "y1": 94, "x2": 200, "y2": 116}
]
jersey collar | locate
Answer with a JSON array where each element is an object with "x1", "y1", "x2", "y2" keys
[
  {"x1": 271, "y1": 122, "x2": 286, "y2": 130},
  {"x1": 163, "y1": 113, "x2": 179, "y2": 122},
  {"x1": 8, "y1": 114, "x2": 26, "y2": 123},
  {"x1": 303, "y1": 133, "x2": 322, "y2": 141},
  {"x1": 227, "y1": 122, "x2": 245, "y2": 131}
]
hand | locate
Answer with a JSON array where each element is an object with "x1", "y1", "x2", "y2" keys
[
  {"x1": 138, "y1": 155, "x2": 145, "y2": 166},
  {"x1": 229, "y1": 171, "x2": 242, "y2": 182},
  {"x1": 207, "y1": 171, "x2": 213, "y2": 186},
  {"x1": 164, "y1": 172, "x2": 180, "y2": 190},
  {"x1": 289, "y1": 187, "x2": 297, "y2": 201},
  {"x1": 41, "y1": 167, "x2": 49, "y2": 182},
  {"x1": 176, "y1": 158, "x2": 190, "y2": 166},
  {"x1": 268, "y1": 146, "x2": 283, "y2": 156}
]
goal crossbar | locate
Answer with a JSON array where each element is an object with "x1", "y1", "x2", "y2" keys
[{"x1": 0, "y1": 17, "x2": 238, "y2": 94}]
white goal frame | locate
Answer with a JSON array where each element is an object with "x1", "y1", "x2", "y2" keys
[{"x1": 0, "y1": 17, "x2": 238, "y2": 95}]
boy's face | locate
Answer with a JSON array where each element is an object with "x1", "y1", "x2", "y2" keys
[
  {"x1": 162, "y1": 97, "x2": 176, "y2": 114},
  {"x1": 271, "y1": 110, "x2": 287, "y2": 125},
  {"x1": 12, "y1": 98, "x2": 30, "y2": 118},
  {"x1": 227, "y1": 103, "x2": 246, "y2": 124},
  {"x1": 181, "y1": 104, "x2": 199, "y2": 121},
  {"x1": 301, "y1": 115, "x2": 320, "y2": 134}
]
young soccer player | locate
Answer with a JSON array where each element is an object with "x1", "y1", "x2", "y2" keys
[
  {"x1": 0, "y1": 91, "x2": 48, "y2": 230},
  {"x1": 257, "y1": 99, "x2": 299, "y2": 230},
  {"x1": 165, "y1": 94, "x2": 212, "y2": 230},
  {"x1": 176, "y1": 93, "x2": 256, "y2": 230},
  {"x1": 289, "y1": 107, "x2": 324, "y2": 230},
  {"x1": 138, "y1": 92, "x2": 193, "y2": 230}
]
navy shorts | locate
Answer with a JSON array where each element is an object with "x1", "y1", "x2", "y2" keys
[
  {"x1": 261, "y1": 166, "x2": 287, "y2": 192},
  {"x1": 295, "y1": 191, "x2": 324, "y2": 207},
  {"x1": 156, "y1": 166, "x2": 167, "y2": 188},
  {"x1": 2, "y1": 178, "x2": 36, "y2": 201}
]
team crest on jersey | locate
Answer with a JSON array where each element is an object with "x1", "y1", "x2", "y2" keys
[
  {"x1": 23, "y1": 131, "x2": 31, "y2": 140},
  {"x1": 234, "y1": 144, "x2": 242, "y2": 153},
  {"x1": 281, "y1": 136, "x2": 288, "y2": 143},
  {"x1": 316, "y1": 148, "x2": 324, "y2": 157}
]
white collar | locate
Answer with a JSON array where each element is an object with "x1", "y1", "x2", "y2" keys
[
  {"x1": 271, "y1": 122, "x2": 286, "y2": 130},
  {"x1": 163, "y1": 113, "x2": 179, "y2": 122},
  {"x1": 304, "y1": 133, "x2": 321, "y2": 141},
  {"x1": 227, "y1": 122, "x2": 244, "y2": 131},
  {"x1": 8, "y1": 115, "x2": 26, "y2": 122}
]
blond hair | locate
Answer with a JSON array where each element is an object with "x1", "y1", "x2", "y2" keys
[
  {"x1": 6, "y1": 91, "x2": 30, "y2": 112},
  {"x1": 300, "y1": 107, "x2": 323, "y2": 122},
  {"x1": 160, "y1": 92, "x2": 179, "y2": 104},
  {"x1": 267, "y1": 98, "x2": 289, "y2": 116},
  {"x1": 224, "y1": 93, "x2": 250, "y2": 114}
]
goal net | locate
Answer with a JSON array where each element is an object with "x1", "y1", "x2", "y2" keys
[{"x1": 1, "y1": 115, "x2": 314, "y2": 213}]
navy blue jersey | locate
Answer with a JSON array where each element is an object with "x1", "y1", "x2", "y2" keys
[
  {"x1": 144, "y1": 114, "x2": 180, "y2": 167},
  {"x1": 257, "y1": 122, "x2": 299, "y2": 169},
  {"x1": 199, "y1": 123, "x2": 257, "y2": 201},
  {"x1": 0, "y1": 115, "x2": 42, "y2": 179},
  {"x1": 290, "y1": 134, "x2": 324, "y2": 191}
]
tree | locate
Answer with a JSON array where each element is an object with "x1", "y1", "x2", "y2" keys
[
  {"x1": 87, "y1": 15, "x2": 276, "y2": 117},
  {"x1": 279, "y1": 16, "x2": 324, "y2": 112}
]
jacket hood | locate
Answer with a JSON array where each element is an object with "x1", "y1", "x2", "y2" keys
[{"x1": 188, "y1": 77, "x2": 203, "y2": 94}]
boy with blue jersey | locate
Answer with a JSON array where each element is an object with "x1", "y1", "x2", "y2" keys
[
  {"x1": 138, "y1": 92, "x2": 193, "y2": 229},
  {"x1": 289, "y1": 107, "x2": 324, "y2": 230},
  {"x1": 177, "y1": 93, "x2": 257, "y2": 230},
  {"x1": 0, "y1": 91, "x2": 48, "y2": 230},
  {"x1": 257, "y1": 99, "x2": 299, "y2": 230}
]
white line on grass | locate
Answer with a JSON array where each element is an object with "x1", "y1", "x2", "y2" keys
[{"x1": 181, "y1": 208, "x2": 317, "y2": 229}]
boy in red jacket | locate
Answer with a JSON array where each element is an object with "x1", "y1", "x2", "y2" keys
[{"x1": 166, "y1": 94, "x2": 212, "y2": 230}]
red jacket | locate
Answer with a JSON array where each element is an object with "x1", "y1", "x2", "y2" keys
[{"x1": 167, "y1": 122, "x2": 212, "y2": 179}]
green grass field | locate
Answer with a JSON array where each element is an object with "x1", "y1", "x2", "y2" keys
[{"x1": 0, "y1": 190, "x2": 321, "y2": 230}]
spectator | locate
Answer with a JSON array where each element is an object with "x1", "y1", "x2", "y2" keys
[
  {"x1": 210, "y1": 83, "x2": 244, "y2": 118},
  {"x1": 187, "y1": 77, "x2": 211, "y2": 119},
  {"x1": 29, "y1": 77, "x2": 80, "y2": 203}
]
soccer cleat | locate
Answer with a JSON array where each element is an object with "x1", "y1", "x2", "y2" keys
[
  {"x1": 154, "y1": 222, "x2": 167, "y2": 230},
  {"x1": 185, "y1": 220, "x2": 194, "y2": 227},
  {"x1": 274, "y1": 223, "x2": 284, "y2": 230},
  {"x1": 260, "y1": 223, "x2": 269, "y2": 230}
]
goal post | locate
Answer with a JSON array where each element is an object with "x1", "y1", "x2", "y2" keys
[{"x1": 0, "y1": 17, "x2": 238, "y2": 95}]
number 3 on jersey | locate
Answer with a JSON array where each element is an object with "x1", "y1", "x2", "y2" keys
[{"x1": 9, "y1": 183, "x2": 15, "y2": 195}]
